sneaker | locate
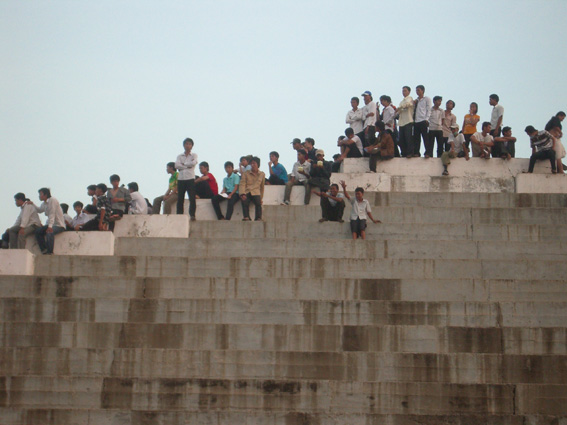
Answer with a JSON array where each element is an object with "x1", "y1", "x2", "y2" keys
[{"x1": 282, "y1": 200, "x2": 290, "y2": 206}]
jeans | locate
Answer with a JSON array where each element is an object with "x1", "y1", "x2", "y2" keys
[
  {"x1": 241, "y1": 193, "x2": 262, "y2": 220},
  {"x1": 211, "y1": 194, "x2": 240, "y2": 220},
  {"x1": 529, "y1": 149, "x2": 556, "y2": 172},
  {"x1": 177, "y1": 179, "x2": 196, "y2": 217},
  {"x1": 35, "y1": 225, "x2": 65, "y2": 254},
  {"x1": 268, "y1": 175, "x2": 286, "y2": 185}
]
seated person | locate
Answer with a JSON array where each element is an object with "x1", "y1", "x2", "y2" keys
[
  {"x1": 79, "y1": 184, "x2": 112, "y2": 231},
  {"x1": 441, "y1": 124, "x2": 470, "y2": 176},
  {"x1": 313, "y1": 183, "x2": 345, "y2": 223},
  {"x1": 127, "y1": 182, "x2": 148, "y2": 214},
  {"x1": 87, "y1": 184, "x2": 97, "y2": 206},
  {"x1": 107, "y1": 174, "x2": 131, "y2": 216},
  {"x1": 33, "y1": 188, "x2": 66, "y2": 255},
  {"x1": 493, "y1": 126, "x2": 516, "y2": 160},
  {"x1": 267, "y1": 151, "x2": 288, "y2": 185},
  {"x1": 70, "y1": 201, "x2": 95, "y2": 229},
  {"x1": 309, "y1": 149, "x2": 332, "y2": 194},
  {"x1": 60, "y1": 203, "x2": 73, "y2": 229},
  {"x1": 524, "y1": 125, "x2": 557, "y2": 173},
  {"x1": 211, "y1": 161, "x2": 240, "y2": 220},
  {"x1": 331, "y1": 152, "x2": 342, "y2": 173},
  {"x1": 240, "y1": 156, "x2": 265, "y2": 221},
  {"x1": 337, "y1": 127, "x2": 363, "y2": 161},
  {"x1": 5, "y1": 192, "x2": 41, "y2": 249},
  {"x1": 302, "y1": 137, "x2": 317, "y2": 163},
  {"x1": 366, "y1": 121, "x2": 394, "y2": 172},
  {"x1": 152, "y1": 162, "x2": 178, "y2": 214},
  {"x1": 195, "y1": 161, "x2": 218, "y2": 199},
  {"x1": 282, "y1": 149, "x2": 312, "y2": 205},
  {"x1": 239, "y1": 155, "x2": 252, "y2": 175},
  {"x1": 470, "y1": 122, "x2": 494, "y2": 159}
]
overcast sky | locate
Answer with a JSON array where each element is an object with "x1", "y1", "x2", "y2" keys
[{"x1": 1, "y1": 0, "x2": 566, "y2": 230}]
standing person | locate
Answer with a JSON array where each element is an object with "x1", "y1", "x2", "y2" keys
[
  {"x1": 397, "y1": 86, "x2": 414, "y2": 157},
  {"x1": 33, "y1": 188, "x2": 66, "y2": 255},
  {"x1": 240, "y1": 157, "x2": 265, "y2": 221},
  {"x1": 525, "y1": 126, "x2": 557, "y2": 174},
  {"x1": 471, "y1": 122, "x2": 494, "y2": 159},
  {"x1": 87, "y1": 185, "x2": 98, "y2": 206},
  {"x1": 340, "y1": 181, "x2": 380, "y2": 240},
  {"x1": 493, "y1": 126, "x2": 517, "y2": 160},
  {"x1": 6, "y1": 193, "x2": 41, "y2": 249},
  {"x1": 345, "y1": 96, "x2": 364, "y2": 142},
  {"x1": 489, "y1": 94, "x2": 504, "y2": 137},
  {"x1": 545, "y1": 111, "x2": 566, "y2": 174},
  {"x1": 211, "y1": 161, "x2": 240, "y2": 220},
  {"x1": 107, "y1": 174, "x2": 131, "y2": 216},
  {"x1": 441, "y1": 124, "x2": 470, "y2": 176},
  {"x1": 127, "y1": 182, "x2": 148, "y2": 214},
  {"x1": 282, "y1": 149, "x2": 312, "y2": 205},
  {"x1": 267, "y1": 151, "x2": 288, "y2": 185},
  {"x1": 442, "y1": 100, "x2": 457, "y2": 152},
  {"x1": 380, "y1": 95, "x2": 399, "y2": 157},
  {"x1": 412, "y1": 85, "x2": 432, "y2": 158},
  {"x1": 426, "y1": 96, "x2": 444, "y2": 158},
  {"x1": 152, "y1": 162, "x2": 178, "y2": 215},
  {"x1": 175, "y1": 138, "x2": 198, "y2": 220},
  {"x1": 462, "y1": 102, "x2": 480, "y2": 149},
  {"x1": 361, "y1": 91, "x2": 377, "y2": 150},
  {"x1": 313, "y1": 183, "x2": 345, "y2": 223},
  {"x1": 194, "y1": 162, "x2": 218, "y2": 199}
]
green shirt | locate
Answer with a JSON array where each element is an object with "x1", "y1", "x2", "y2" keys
[{"x1": 169, "y1": 172, "x2": 178, "y2": 192}]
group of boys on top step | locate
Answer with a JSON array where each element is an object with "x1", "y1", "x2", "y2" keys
[{"x1": 3, "y1": 87, "x2": 565, "y2": 251}]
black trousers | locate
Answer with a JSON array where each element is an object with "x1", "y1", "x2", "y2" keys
[
  {"x1": 411, "y1": 121, "x2": 428, "y2": 156},
  {"x1": 211, "y1": 194, "x2": 240, "y2": 220},
  {"x1": 177, "y1": 179, "x2": 196, "y2": 217},
  {"x1": 425, "y1": 130, "x2": 444, "y2": 157},
  {"x1": 241, "y1": 193, "x2": 262, "y2": 220},
  {"x1": 268, "y1": 175, "x2": 286, "y2": 185},
  {"x1": 195, "y1": 180, "x2": 215, "y2": 199},
  {"x1": 493, "y1": 141, "x2": 516, "y2": 158},
  {"x1": 321, "y1": 197, "x2": 345, "y2": 222},
  {"x1": 529, "y1": 150, "x2": 556, "y2": 172},
  {"x1": 398, "y1": 123, "x2": 413, "y2": 157}
]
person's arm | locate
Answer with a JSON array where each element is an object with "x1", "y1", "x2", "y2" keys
[
  {"x1": 367, "y1": 210, "x2": 381, "y2": 224},
  {"x1": 495, "y1": 112, "x2": 503, "y2": 134},
  {"x1": 268, "y1": 162, "x2": 275, "y2": 176},
  {"x1": 470, "y1": 134, "x2": 480, "y2": 145},
  {"x1": 425, "y1": 98, "x2": 432, "y2": 123},
  {"x1": 195, "y1": 174, "x2": 209, "y2": 183},
  {"x1": 228, "y1": 184, "x2": 238, "y2": 198},
  {"x1": 175, "y1": 154, "x2": 187, "y2": 170},
  {"x1": 260, "y1": 173, "x2": 265, "y2": 199},
  {"x1": 239, "y1": 174, "x2": 248, "y2": 199},
  {"x1": 339, "y1": 180, "x2": 350, "y2": 200},
  {"x1": 484, "y1": 136, "x2": 494, "y2": 147}
]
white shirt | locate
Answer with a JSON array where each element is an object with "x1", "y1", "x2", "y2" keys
[
  {"x1": 71, "y1": 212, "x2": 95, "y2": 228},
  {"x1": 362, "y1": 101, "x2": 377, "y2": 128},
  {"x1": 35, "y1": 197, "x2": 66, "y2": 228},
  {"x1": 175, "y1": 152, "x2": 199, "y2": 180},
  {"x1": 350, "y1": 198, "x2": 372, "y2": 220},
  {"x1": 346, "y1": 108, "x2": 364, "y2": 134},
  {"x1": 448, "y1": 133, "x2": 466, "y2": 154},
  {"x1": 415, "y1": 96, "x2": 432, "y2": 123},
  {"x1": 472, "y1": 131, "x2": 494, "y2": 145},
  {"x1": 129, "y1": 191, "x2": 148, "y2": 214},
  {"x1": 291, "y1": 161, "x2": 311, "y2": 182},
  {"x1": 328, "y1": 192, "x2": 344, "y2": 207},
  {"x1": 382, "y1": 105, "x2": 395, "y2": 132},
  {"x1": 429, "y1": 108, "x2": 444, "y2": 131},
  {"x1": 491, "y1": 104, "x2": 504, "y2": 128},
  {"x1": 398, "y1": 96, "x2": 414, "y2": 127},
  {"x1": 13, "y1": 203, "x2": 42, "y2": 228}
]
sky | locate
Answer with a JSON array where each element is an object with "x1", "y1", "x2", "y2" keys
[{"x1": 1, "y1": 0, "x2": 566, "y2": 230}]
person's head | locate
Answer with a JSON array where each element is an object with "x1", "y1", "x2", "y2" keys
[
  {"x1": 450, "y1": 124, "x2": 459, "y2": 136},
  {"x1": 446, "y1": 100, "x2": 455, "y2": 111},
  {"x1": 109, "y1": 174, "x2": 120, "y2": 188},
  {"x1": 297, "y1": 149, "x2": 307, "y2": 162},
  {"x1": 303, "y1": 137, "x2": 315, "y2": 150},
  {"x1": 14, "y1": 192, "x2": 26, "y2": 207},
  {"x1": 489, "y1": 94, "x2": 499, "y2": 105},
  {"x1": 269, "y1": 151, "x2": 279, "y2": 163},
  {"x1": 524, "y1": 125, "x2": 537, "y2": 136},
  {"x1": 316, "y1": 149, "x2": 325, "y2": 160},
  {"x1": 73, "y1": 201, "x2": 84, "y2": 214},
  {"x1": 433, "y1": 96, "x2": 442, "y2": 107},
  {"x1": 240, "y1": 156, "x2": 249, "y2": 166},
  {"x1": 345, "y1": 127, "x2": 354, "y2": 138},
  {"x1": 95, "y1": 183, "x2": 107, "y2": 196},
  {"x1": 333, "y1": 153, "x2": 341, "y2": 161},
  {"x1": 354, "y1": 187, "x2": 364, "y2": 201},
  {"x1": 249, "y1": 156, "x2": 260, "y2": 171},
  {"x1": 85, "y1": 204, "x2": 97, "y2": 214},
  {"x1": 470, "y1": 102, "x2": 478, "y2": 114},
  {"x1": 183, "y1": 137, "x2": 194, "y2": 151},
  {"x1": 87, "y1": 184, "x2": 97, "y2": 196},
  {"x1": 402, "y1": 86, "x2": 411, "y2": 97},
  {"x1": 199, "y1": 161, "x2": 209, "y2": 175},
  {"x1": 127, "y1": 182, "x2": 139, "y2": 193},
  {"x1": 502, "y1": 126, "x2": 512, "y2": 137},
  {"x1": 350, "y1": 97, "x2": 359, "y2": 108},
  {"x1": 481, "y1": 121, "x2": 492, "y2": 133},
  {"x1": 416, "y1": 85, "x2": 425, "y2": 97},
  {"x1": 361, "y1": 90, "x2": 372, "y2": 104},
  {"x1": 291, "y1": 138, "x2": 302, "y2": 150},
  {"x1": 379, "y1": 95, "x2": 391, "y2": 107},
  {"x1": 166, "y1": 162, "x2": 176, "y2": 174},
  {"x1": 329, "y1": 183, "x2": 339, "y2": 197},
  {"x1": 60, "y1": 203, "x2": 69, "y2": 214},
  {"x1": 375, "y1": 121, "x2": 385, "y2": 133},
  {"x1": 337, "y1": 135, "x2": 346, "y2": 143},
  {"x1": 557, "y1": 111, "x2": 566, "y2": 121},
  {"x1": 224, "y1": 161, "x2": 234, "y2": 174},
  {"x1": 38, "y1": 188, "x2": 51, "y2": 201}
]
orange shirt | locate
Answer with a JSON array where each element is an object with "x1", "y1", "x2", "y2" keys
[{"x1": 463, "y1": 114, "x2": 480, "y2": 135}]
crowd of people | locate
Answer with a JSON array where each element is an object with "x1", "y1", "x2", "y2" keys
[{"x1": 2, "y1": 88, "x2": 565, "y2": 251}]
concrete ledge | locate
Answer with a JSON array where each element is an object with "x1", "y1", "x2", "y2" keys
[
  {"x1": 0, "y1": 250, "x2": 35, "y2": 275},
  {"x1": 53, "y1": 232, "x2": 115, "y2": 256},
  {"x1": 516, "y1": 173, "x2": 567, "y2": 193},
  {"x1": 113, "y1": 215, "x2": 190, "y2": 238}
]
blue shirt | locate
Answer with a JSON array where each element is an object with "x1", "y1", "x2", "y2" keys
[
  {"x1": 223, "y1": 173, "x2": 240, "y2": 194},
  {"x1": 271, "y1": 163, "x2": 288, "y2": 182}
]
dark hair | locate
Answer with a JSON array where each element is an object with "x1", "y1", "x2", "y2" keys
[
  {"x1": 447, "y1": 100, "x2": 455, "y2": 108},
  {"x1": 269, "y1": 151, "x2": 279, "y2": 159},
  {"x1": 14, "y1": 192, "x2": 26, "y2": 201},
  {"x1": 502, "y1": 126, "x2": 512, "y2": 133},
  {"x1": 167, "y1": 162, "x2": 176, "y2": 170},
  {"x1": 557, "y1": 111, "x2": 566, "y2": 118},
  {"x1": 85, "y1": 204, "x2": 97, "y2": 214},
  {"x1": 402, "y1": 86, "x2": 411, "y2": 93},
  {"x1": 109, "y1": 174, "x2": 120, "y2": 183},
  {"x1": 224, "y1": 161, "x2": 234, "y2": 168},
  {"x1": 376, "y1": 121, "x2": 385, "y2": 131},
  {"x1": 433, "y1": 96, "x2": 442, "y2": 102},
  {"x1": 199, "y1": 161, "x2": 209, "y2": 170},
  {"x1": 338, "y1": 135, "x2": 346, "y2": 141},
  {"x1": 250, "y1": 156, "x2": 260, "y2": 167},
  {"x1": 489, "y1": 94, "x2": 499, "y2": 102},
  {"x1": 96, "y1": 183, "x2": 108, "y2": 192},
  {"x1": 297, "y1": 149, "x2": 307, "y2": 156},
  {"x1": 73, "y1": 201, "x2": 84, "y2": 209},
  {"x1": 345, "y1": 128, "x2": 354, "y2": 136},
  {"x1": 470, "y1": 102, "x2": 478, "y2": 114},
  {"x1": 183, "y1": 137, "x2": 194, "y2": 146},
  {"x1": 60, "y1": 203, "x2": 69, "y2": 214},
  {"x1": 482, "y1": 121, "x2": 492, "y2": 130},
  {"x1": 240, "y1": 156, "x2": 248, "y2": 162},
  {"x1": 87, "y1": 184, "x2": 97, "y2": 192},
  {"x1": 333, "y1": 154, "x2": 341, "y2": 160},
  {"x1": 292, "y1": 138, "x2": 301, "y2": 145},
  {"x1": 355, "y1": 187, "x2": 364, "y2": 194},
  {"x1": 38, "y1": 188, "x2": 51, "y2": 198},
  {"x1": 330, "y1": 183, "x2": 339, "y2": 190},
  {"x1": 304, "y1": 137, "x2": 315, "y2": 146},
  {"x1": 416, "y1": 85, "x2": 425, "y2": 92},
  {"x1": 127, "y1": 182, "x2": 139, "y2": 192},
  {"x1": 351, "y1": 97, "x2": 359, "y2": 104},
  {"x1": 379, "y1": 95, "x2": 391, "y2": 103},
  {"x1": 524, "y1": 125, "x2": 537, "y2": 134}
]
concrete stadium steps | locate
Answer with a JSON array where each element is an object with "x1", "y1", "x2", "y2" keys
[
  {"x1": 2, "y1": 298, "x2": 566, "y2": 327},
  {"x1": 2, "y1": 322, "x2": 566, "y2": 355},
  {"x1": 3, "y1": 348, "x2": 567, "y2": 385},
  {"x1": 3, "y1": 276, "x2": 567, "y2": 302},
  {"x1": 31, "y1": 256, "x2": 567, "y2": 281}
]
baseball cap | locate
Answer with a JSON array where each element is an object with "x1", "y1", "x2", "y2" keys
[{"x1": 361, "y1": 90, "x2": 372, "y2": 97}]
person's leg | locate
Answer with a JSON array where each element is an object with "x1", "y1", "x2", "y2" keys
[
  {"x1": 528, "y1": 153, "x2": 538, "y2": 173},
  {"x1": 369, "y1": 152, "x2": 378, "y2": 172},
  {"x1": 548, "y1": 150, "x2": 557, "y2": 172},
  {"x1": 252, "y1": 195, "x2": 262, "y2": 220},
  {"x1": 437, "y1": 134, "x2": 446, "y2": 157},
  {"x1": 176, "y1": 180, "x2": 188, "y2": 214},
  {"x1": 365, "y1": 126, "x2": 376, "y2": 155},
  {"x1": 211, "y1": 194, "x2": 225, "y2": 219},
  {"x1": 303, "y1": 180, "x2": 311, "y2": 205},
  {"x1": 225, "y1": 195, "x2": 240, "y2": 220},
  {"x1": 81, "y1": 218, "x2": 99, "y2": 231},
  {"x1": 507, "y1": 141, "x2": 515, "y2": 158},
  {"x1": 424, "y1": 131, "x2": 434, "y2": 157},
  {"x1": 241, "y1": 194, "x2": 251, "y2": 219},
  {"x1": 320, "y1": 196, "x2": 332, "y2": 221},
  {"x1": 269, "y1": 175, "x2": 285, "y2": 185},
  {"x1": 417, "y1": 122, "x2": 427, "y2": 156},
  {"x1": 8, "y1": 225, "x2": 19, "y2": 249},
  {"x1": 283, "y1": 180, "x2": 295, "y2": 203},
  {"x1": 336, "y1": 201, "x2": 345, "y2": 222},
  {"x1": 163, "y1": 194, "x2": 177, "y2": 214},
  {"x1": 350, "y1": 220, "x2": 358, "y2": 240},
  {"x1": 35, "y1": 226, "x2": 48, "y2": 253},
  {"x1": 187, "y1": 179, "x2": 196, "y2": 219},
  {"x1": 464, "y1": 134, "x2": 472, "y2": 150},
  {"x1": 152, "y1": 196, "x2": 164, "y2": 215},
  {"x1": 45, "y1": 226, "x2": 65, "y2": 254},
  {"x1": 18, "y1": 225, "x2": 38, "y2": 249}
]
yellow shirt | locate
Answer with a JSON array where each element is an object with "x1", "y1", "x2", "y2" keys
[{"x1": 463, "y1": 114, "x2": 480, "y2": 135}]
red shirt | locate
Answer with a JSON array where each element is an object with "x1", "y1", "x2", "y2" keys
[{"x1": 206, "y1": 173, "x2": 218, "y2": 195}]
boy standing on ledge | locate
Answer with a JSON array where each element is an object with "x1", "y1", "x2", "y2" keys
[{"x1": 339, "y1": 181, "x2": 380, "y2": 240}]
